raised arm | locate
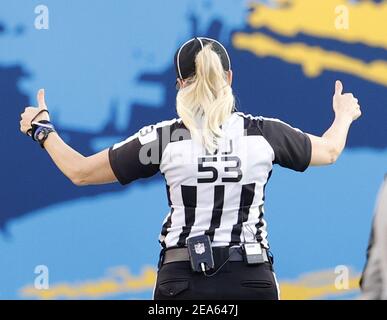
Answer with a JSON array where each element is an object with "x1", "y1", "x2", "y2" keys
[
  {"x1": 307, "y1": 80, "x2": 361, "y2": 166},
  {"x1": 20, "y1": 89, "x2": 117, "y2": 186}
]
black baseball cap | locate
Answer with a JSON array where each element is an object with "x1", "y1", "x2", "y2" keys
[{"x1": 174, "y1": 37, "x2": 231, "y2": 81}]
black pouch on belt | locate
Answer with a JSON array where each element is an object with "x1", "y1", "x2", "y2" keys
[{"x1": 187, "y1": 235, "x2": 215, "y2": 272}]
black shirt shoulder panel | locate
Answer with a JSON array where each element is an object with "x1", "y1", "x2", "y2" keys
[
  {"x1": 259, "y1": 117, "x2": 311, "y2": 172},
  {"x1": 109, "y1": 118, "x2": 187, "y2": 185},
  {"x1": 237, "y1": 113, "x2": 311, "y2": 172}
]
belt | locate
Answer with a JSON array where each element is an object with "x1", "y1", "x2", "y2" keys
[{"x1": 162, "y1": 246, "x2": 269, "y2": 265}]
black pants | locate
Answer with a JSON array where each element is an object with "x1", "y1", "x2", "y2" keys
[{"x1": 154, "y1": 258, "x2": 279, "y2": 300}]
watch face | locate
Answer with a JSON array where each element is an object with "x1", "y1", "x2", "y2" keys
[{"x1": 37, "y1": 128, "x2": 47, "y2": 142}]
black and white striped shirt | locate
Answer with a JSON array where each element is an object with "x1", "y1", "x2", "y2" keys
[{"x1": 109, "y1": 112, "x2": 311, "y2": 249}]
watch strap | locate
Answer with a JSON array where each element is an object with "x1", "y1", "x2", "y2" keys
[{"x1": 31, "y1": 120, "x2": 56, "y2": 148}]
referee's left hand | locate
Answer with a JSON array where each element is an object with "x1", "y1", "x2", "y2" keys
[{"x1": 20, "y1": 89, "x2": 50, "y2": 134}]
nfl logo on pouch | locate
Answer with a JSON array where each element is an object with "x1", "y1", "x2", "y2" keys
[{"x1": 194, "y1": 242, "x2": 206, "y2": 255}]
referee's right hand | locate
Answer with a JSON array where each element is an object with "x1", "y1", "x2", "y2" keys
[
  {"x1": 333, "y1": 80, "x2": 362, "y2": 122},
  {"x1": 20, "y1": 89, "x2": 50, "y2": 135}
]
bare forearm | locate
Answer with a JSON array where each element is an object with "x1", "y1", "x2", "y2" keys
[
  {"x1": 322, "y1": 115, "x2": 352, "y2": 158},
  {"x1": 42, "y1": 133, "x2": 116, "y2": 185},
  {"x1": 308, "y1": 80, "x2": 361, "y2": 166},
  {"x1": 307, "y1": 115, "x2": 354, "y2": 166},
  {"x1": 43, "y1": 132, "x2": 87, "y2": 183}
]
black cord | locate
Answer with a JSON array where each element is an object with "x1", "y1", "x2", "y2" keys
[
  {"x1": 202, "y1": 248, "x2": 240, "y2": 278},
  {"x1": 26, "y1": 110, "x2": 50, "y2": 137},
  {"x1": 30, "y1": 109, "x2": 50, "y2": 125}
]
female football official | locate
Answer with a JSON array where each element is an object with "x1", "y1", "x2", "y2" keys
[{"x1": 20, "y1": 37, "x2": 361, "y2": 300}]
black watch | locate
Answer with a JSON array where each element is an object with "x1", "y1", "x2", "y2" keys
[{"x1": 32, "y1": 122, "x2": 56, "y2": 148}]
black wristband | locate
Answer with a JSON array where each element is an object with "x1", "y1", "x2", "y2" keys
[
  {"x1": 31, "y1": 120, "x2": 53, "y2": 141},
  {"x1": 31, "y1": 120, "x2": 56, "y2": 148}
]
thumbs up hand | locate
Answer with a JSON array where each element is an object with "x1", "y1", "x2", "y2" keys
[
  {"x1": 37, "y1": 88, "x2": 49, "y2": 113},
  {"x1": 333, "y1": 80, "x2": 361, "y2": 122},
  {"x1": 20, "y1": 89, "x2": 50, "y2": 135}
]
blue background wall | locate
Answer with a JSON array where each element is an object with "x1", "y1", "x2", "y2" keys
[{"x1": 0, "y1": 0, "x2": 386, "y2": 299}]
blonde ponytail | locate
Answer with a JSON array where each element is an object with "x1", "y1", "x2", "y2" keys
[{"x1": 176, "y1": 44, "x2": 234, "y2": 154}]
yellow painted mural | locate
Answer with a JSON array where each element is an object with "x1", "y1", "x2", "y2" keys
[
  {"x1": 233, "y1": 32, "x2": 387, "y2": 85},
  {"x1": 233, "y1": 0, "x2": 387, "y2": 87},
  {"x1": 20, "y1": 266, "x2": 360, "y2": 300},
  {"x1": 248, "y1": 0, "x2": 387, "y2": 49},
  {"x1": 20, "y1": 266, "x2": 156, "y2": 300},
  {"x1": 279, "y1": 270, "x2": 360, "y2": 300}
]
